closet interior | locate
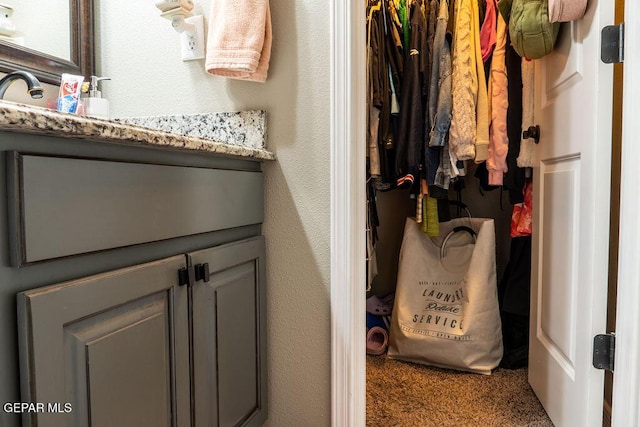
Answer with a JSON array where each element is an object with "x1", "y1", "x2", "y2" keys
[{"x1": 363, "y1": 0, "x2": 619, "y2": 424}]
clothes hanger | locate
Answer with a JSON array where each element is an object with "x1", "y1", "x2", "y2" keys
[
  {"x1": 388, "y1": 1, "x2": 402, "y2": 27},
  {"x1": 367, "y1": 0, "x2": 381, "y2": 58},
  {"x1": 368, "y1": 0, "x2": 382, "y2": 23}
]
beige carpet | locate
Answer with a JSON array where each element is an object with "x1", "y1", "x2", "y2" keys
[{"x1": 367, "y1": 356, "x2": 554, "y2": 427}]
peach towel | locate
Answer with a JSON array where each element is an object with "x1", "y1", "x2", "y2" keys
[
  {"x1": 548, "y1": 0, "x2": 587, "y2": 23},
  {"x1": 205, "y1": 0, "x2": 272, "y2": 82}
]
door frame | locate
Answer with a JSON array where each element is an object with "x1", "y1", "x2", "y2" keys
[
  {"x1": 330, "y1": 1, "x2": 366, "y2": 426},
  {"x1": 610, "y1": 0, "x2": 640, "y2": 424},
  {"x1": 329, "y1": 1, "x2": 640, "y2": 426}
]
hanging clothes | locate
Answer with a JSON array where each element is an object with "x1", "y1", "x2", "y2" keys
[
  {"x1": 472, "y1": 0, "x2": 490, "y2": 163},
  {"x1": 369, "y1": 0, "x2": 401, "y2": 191},
  {"x1": 500, "y1": 178, "x2": 533, "y2": 368},
  {"x1": 503, "y1": 38, "x2": 526, "y2": 204},
  {"x1": 386, "y1": 0, "x2": 405, "y2": 91},
  {"x1": 366, "y1": 0, "x2": 532, "y2": 230},
  {"x1": 511, "y1": 178, "x2": 533, "y2": 237},
  {"x1": 449, "y1": 0, "x2": 478, "y2": 161},
  {"x1": 422, "y1": 0, "x2": 441, "y2": 201},
  {"x1": 426, "y1": 0, "x2": 455, "y2": 197},
  {"x1": 395, "y1": 1, "x2": 427, "y2": 190},
  {"x1": 480, "y1": 0, "x2": 498, "y2": 63},
  {"x1": 478, "y1": 0, "x2": 487, "y2": 26},
  {"x1": 449, "y1": 0, "x2": 489, "y2": 163},
  {"x1": 427, "y1": 0, "x2": 452, "y2": 149},
  {"x1": 498, "y1": 235, "x2": 531, "y2": 369},
  {"x1": 398, "y1": 0, "x2": 410, "y2": 49},
  {"x1": 425, "y1": 0, "x2": 439, "y2": 100},
  {"x1": 367, "y1": 1, "x2": 384, "y2": 178},
  {"x1": 366, "y1": 1, "x2": 384, "y2": 290},
  {"x1": 486, "y1": 11, "x2": 509, "y2": 186},
  {"x1": 517, "y1": 58, "x2": 536, "y2": 168},
  {"x1": 366, "y1": 180, "x2": 380, "y2": 290},
  {"x1": 367, "y1": 2, "x2": 387, "y2": 177}
]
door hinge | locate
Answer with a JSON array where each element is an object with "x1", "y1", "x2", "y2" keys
[
  {"x1": 593, "y1": 333, "x2": 615, "y2": 372},
  {"x1": 178, "y1": 256, "x2": 210, "y2": 286},
  {"x1": 601, "y1": 23, "x2": 624, "y2": 64}
]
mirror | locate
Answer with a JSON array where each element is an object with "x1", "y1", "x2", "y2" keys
[{"x1": 0, "y1": 0, "x2": 94, "y2": 85}]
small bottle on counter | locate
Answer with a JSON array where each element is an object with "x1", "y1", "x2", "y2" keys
[{"x1": 83, "y1": 76, "x2": 111, "y2": 119}]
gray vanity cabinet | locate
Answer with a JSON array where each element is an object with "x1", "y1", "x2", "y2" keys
[
  {"x1": 0, "y1": 122, "x2": 271, "y2": 427},
  {"x1": 17, "y1": 255, "x2": 191, "y2": 427},
  {"x1": 191, "y1": 237, "x2": 267, "y2": 427},
  {"x1": 17, "y1": 236, "x2": 267, "y2": 427},
  {"x1": 9, "y1": 151, "x2": 269, "y2": 427}
]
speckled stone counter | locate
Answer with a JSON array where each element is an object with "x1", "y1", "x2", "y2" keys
[
  {"x1": 121, "y1": 111, "x2": 266, "y2": 150},
  {"x1": 0, "y1": 102, "x2": 275, "y2": 161}
]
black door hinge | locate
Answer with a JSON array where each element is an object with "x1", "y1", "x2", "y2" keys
[
  {"x1": 593, "y1": 333, "x2": 615, "y2": 372},
  {"x1": 178, "y1": 256, "x2": 210, "y2": 286},
  {"x1": 601, "y1": 23, "x2": 624, "y2": 64}
]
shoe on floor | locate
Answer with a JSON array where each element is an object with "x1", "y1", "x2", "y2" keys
[
  {"x1": 366, "y1": 326, "x2": 389, "y2": 356},
  {"x1": 366, "y1": 312, "x2": 391, "y2": 331},
  {"x1": 366, "y1": 293, "x2": 395, "y2": 315}
]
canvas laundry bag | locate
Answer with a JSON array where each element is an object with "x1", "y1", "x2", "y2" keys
[{"x1": 388, "y1": 218, "x2": 503, "y2": 374}]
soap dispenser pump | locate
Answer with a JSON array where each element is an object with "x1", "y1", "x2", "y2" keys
[{"x1": 84, "y1": 76, "x2": 110, "y2": 119}]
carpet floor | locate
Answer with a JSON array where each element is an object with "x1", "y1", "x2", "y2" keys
[{"x1": 367, "y1": 356, "x2": 554, "y2": 427}]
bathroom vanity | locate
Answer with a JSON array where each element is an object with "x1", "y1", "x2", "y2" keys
[{"x1": 0, "y1": 103, "x2": 274, "y2": 427}]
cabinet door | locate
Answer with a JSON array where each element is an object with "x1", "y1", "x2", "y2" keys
[
  {"x1": 191, "y1": 237, "x2": 267, "y2": 427},
  {"x1": 17, "y1": 256, "x2": 191, "y2": 427}
]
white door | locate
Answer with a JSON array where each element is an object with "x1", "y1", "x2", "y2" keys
[{"x1": 528, "y1": 0, "x2": 615, "y2": 425}]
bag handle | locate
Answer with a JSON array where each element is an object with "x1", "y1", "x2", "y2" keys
[{"x1": 440, "y1": 226, "x2": 477, "y2": 258}]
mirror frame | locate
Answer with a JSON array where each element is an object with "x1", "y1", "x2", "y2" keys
[{"x1": 0, "y1": 0, "x2": 94, "y2": 85}]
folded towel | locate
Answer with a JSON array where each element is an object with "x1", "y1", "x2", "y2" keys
[{"x1": 205, "y1": 0, "x2": 272, "y2": 82}]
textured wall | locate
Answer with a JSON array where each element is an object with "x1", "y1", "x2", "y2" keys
[{"x1": 96, "y1": 1, "x2": 331, "y2": 425}]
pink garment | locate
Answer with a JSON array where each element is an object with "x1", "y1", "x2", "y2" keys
[
  {"x1": 487, "y1": 12, "x2": 508, "y2": 186},
  {"x1": 480, "y1": 0, "x2": 498, "y2": 63},
  {"x1": 548, "y1": 0, "x2": 588, "y2": 23},
  {"x1": 511, "y1": 180, "x2": 533, "y2": 237},
  {"x1": 205, "y1": 0, "x2": 272, "y2": 82}
]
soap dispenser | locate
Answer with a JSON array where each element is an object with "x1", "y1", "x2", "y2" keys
[{"x1": 84, "y1": 76, "x2": 110, "y2": 119}]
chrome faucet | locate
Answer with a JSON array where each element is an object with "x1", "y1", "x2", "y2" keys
[{"x1": 0, "y1": 70, "x2": 44, "y2": 100}]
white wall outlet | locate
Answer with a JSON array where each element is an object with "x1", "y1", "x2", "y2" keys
[{"x1": 181, "y1": 15, "x2": 205, "y2": 61}]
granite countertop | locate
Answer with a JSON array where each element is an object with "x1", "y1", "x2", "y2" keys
[{"x1": 0, "y1": 102, "x2": 275, "y2": 161}]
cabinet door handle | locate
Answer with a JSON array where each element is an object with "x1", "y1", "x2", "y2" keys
[
  {"x1": 194, "y1": 263, "x2": 210, "y2": 283},
  {"x1": 178, "y1": 254, "x2": 196, "y2": 286}
]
